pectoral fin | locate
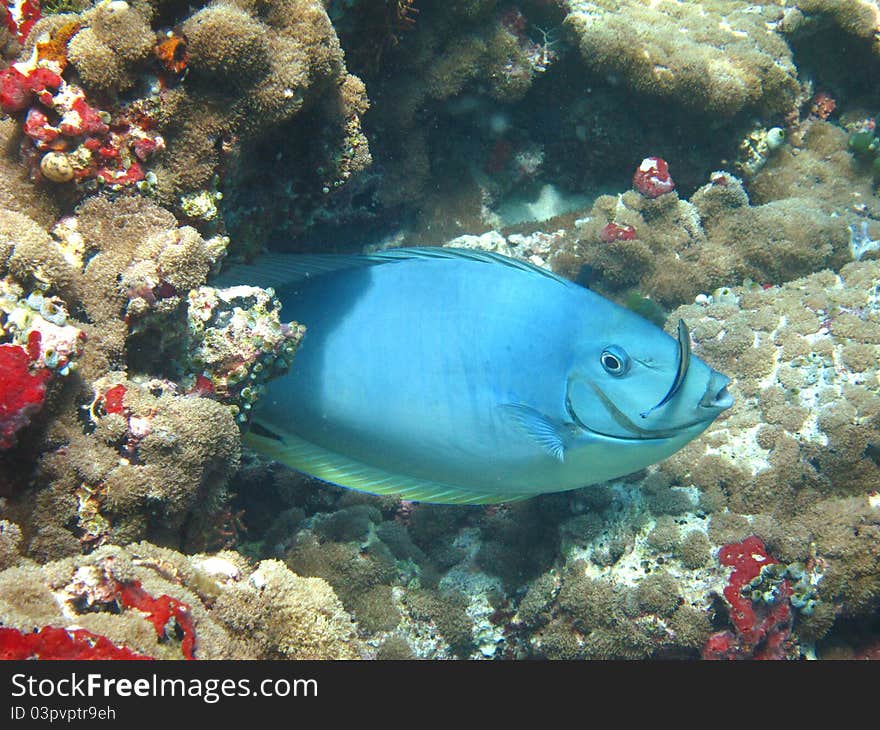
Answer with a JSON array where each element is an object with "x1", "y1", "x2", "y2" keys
[{"x1": 499, "y1": 404, "x2": 567, "y2": 462}]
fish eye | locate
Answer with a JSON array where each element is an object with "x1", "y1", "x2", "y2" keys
[{"x1": 600, "y1": 346, "x2": 630, "y2": 376}]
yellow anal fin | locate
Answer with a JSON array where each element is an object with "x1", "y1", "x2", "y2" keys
[{"x1": 244, "y1": 428, "x2": 529, "y2": 505}]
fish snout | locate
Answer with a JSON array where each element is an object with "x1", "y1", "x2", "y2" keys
[{"x1": 699, "y1": 371, "x2": 734, "y2": 413}]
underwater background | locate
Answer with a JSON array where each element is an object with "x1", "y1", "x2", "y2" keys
[{"x1": 0, "y1": 0, "x2": 878, "y2": 660}]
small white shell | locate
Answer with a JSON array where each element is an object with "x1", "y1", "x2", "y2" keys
[
  {"x1": 766, "y1": 127, "x2": 786, "y2": 151},
  {"x1": 40, "y1": 152, "x2": 74, "y2": 183},
  {"x1": 195, "y1": 556, "x2": 241, "y2": 581}
]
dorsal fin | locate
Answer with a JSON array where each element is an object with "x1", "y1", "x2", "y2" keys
[
  {"x1": 212, "y1": 247, "x2": 572, "y2": 291},
  {"x1": 210, "y1": 253, "x2": 373, "y2": 290}
]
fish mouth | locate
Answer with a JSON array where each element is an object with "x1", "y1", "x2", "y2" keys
[{"x1": 699, "y1": 371, "x2": 734, "y2": 410}]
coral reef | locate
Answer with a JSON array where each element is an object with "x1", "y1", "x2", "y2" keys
[
  {"x1": 226, "y1": 464, "x2": 717, "y2": 659},
  {"x1": 652, "y1": 260, "x2": 880, "y2": 640},
  {"x1": 632, "y1": 156, "x2": 675, "y2": 199},
  {"x1": 665, "y1": 260, "x2": 880, "y2": 514},
  {"x1": 509, "y1": 488, "x2": 722, "y2": 660},
  {"x1": 438, "y1": 152, "x2": 859, "y2": 312},
  {"x1": 1, "y1": 625, "x2": 154, "y2": 659},
  {"x1": 229, "y1": 205, "x2": 880, "y2": 659},
  {"x1": 568, "y1": 145, "x2": 860, "y2": 308},
  {"x1": 316, "y1": 0, "x2": 570, "y2": 243},
  {"x1": 185, "y1": 285, "x2": 306, "y2": 423},
  {"x1": 0, "y1": 540, "x2": 359, "y2": 658},
  {"x1": 565, "y1": 1, "x2": 800, "y2": 117},
  {"x1": 0, "y1": 0, "x2": 335, "y2": 566},
  {"x1": 0, "y1": 0, "x2": 371, "y2": 248},
  {"x1": 0, "y1": 277, "x2": 83, "y2": 448},
  {"x1": 1, "y1": 0, "x2": 880, "y2": 663},
  {"x1": 784, "y1": 0, "x2": 880, "y2": 53},
  {"x1": 702, "y1": 537, "x2": 800, "y2": 660},
  {"x1": 0, "y1": 188, "x2": 302, "y2": 557}
]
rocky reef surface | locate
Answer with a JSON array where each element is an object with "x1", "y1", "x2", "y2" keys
[{"x1": 0, "y1": 0, "x2": 879, "y2": 660}]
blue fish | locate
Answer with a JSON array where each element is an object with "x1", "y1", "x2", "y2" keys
[{"x1": 235, "y1": 248, "x2": 733, "y2": 504}]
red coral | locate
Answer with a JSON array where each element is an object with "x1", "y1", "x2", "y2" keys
[
  {"x1": 16, "y1": 0, "x2": 41, "y2": 42},
  {"x1": 96, "y1": 160, "x2": 144, "y2": 185},
  {"x1": 11, "y1": 67, "x2": 163, "y2": 188},
  {"x1": 115, "y1": 580, "x2": 197, "y2": 660},
  {"x1": 26, "y1": 67, "x2": 63, "y2": 94},
  {"x1": 599, "y1": 222, "x2": 637, "y2": 242},
  {"x1": 718, "y1": 535, "x2": 774, "y2": 638},
  {"x1": 103, "y1": 384, "x2": 127, "y2": 415},
  {"x1": 26, "y1": 329, "x2": 41, "y2": 361},
  {"x1": 9, "y1": 576, "x2": 201, "y2": 659},
  {"x1": 703, "y1": 536, "x2": 795, "y2": 660},
  {"x1": 24, "y1": 107, "x2": 59, "y2": 145},
  {"x1": 2, "y1": 0, "x2": 41, "y2": 43},
  {"x1": 633, "y1": 156, "x2": 675, "y2": 198},
  {"x1": 0, "y1": 626, "x2": 153, "y2": 660},
  {"x1": 131, "y1": 135, "x2": 161, "y2": 161},
  {"x1": 0, "y1": 66, "x2": 62, "y2": 114},
  {"x1": 0, "y1": 342, "x2": 51, "y2": 450},
  {"x1": 59, "y1": 97, "x2": 108, "y2": 137},
  {"x1": 0, "y1": 68, "x2": 30, "y2": 112},
  {"x1": 189, "y1": 374, "x2": 215, "y2": 396}
]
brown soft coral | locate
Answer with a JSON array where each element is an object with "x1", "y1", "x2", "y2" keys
[
  {"x1": 182, "y1": 3, "x2": 270, "y2": 82},
  {"x1": 67, "y1": 1, "x2": 155, "y2": 93},
  {"x1": 662, "y1": 259, "x2": 880, "y2": 523},
  {"x1": 0, "y1": 192, "x2": 243, "y2": 556},
  {"x1": 565, "y1": 0, "x2": 800, "y2": 117},
  {"x1": 5, "y1": 0, "x2": 370, "y2": 246},
  {"x1": 0, "y1": 541, "x2": 359, "y2": 659},
  {"x1": 0, "y1": 120, "x2": 61, "y2": 227},
  {"x1": 211, "y1": 558, "x2": 359, "y2": 659},
  {"x1": 569, "y1": 158, "x2": 856, "y2": 308}
]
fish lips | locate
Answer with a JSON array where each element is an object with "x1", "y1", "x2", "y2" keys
[{"x1": 699, "y1": 371, "x2": 734, "y2": 411}]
